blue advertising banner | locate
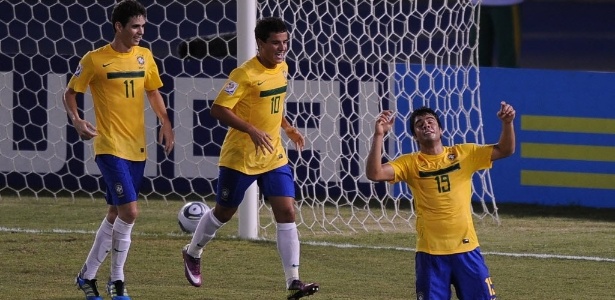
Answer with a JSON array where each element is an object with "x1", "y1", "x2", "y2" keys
[
  {"x1": 480, "y1": 67, "x2": 615, "y2": 208},
  {"x1": 393, "y1": 65, "x2": 615, "y2": 208}
]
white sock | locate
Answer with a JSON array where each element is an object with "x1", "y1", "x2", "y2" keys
[
  {"x1": 110, "y1": 217, "x2": 133, "y2": 282},
  {"x1": 277, "y1": 222, "x2": 300, "y2": 288},
  {"x1": 81, "y1": 218, "x2": 113, "y2": 280},
  {"x1": 188, "y1": 209, "x2": 223, "y2": 258}
]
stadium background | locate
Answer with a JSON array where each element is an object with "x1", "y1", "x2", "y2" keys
[{"x1": 1, "y1": 0, "x2": 614, "y2": 208}]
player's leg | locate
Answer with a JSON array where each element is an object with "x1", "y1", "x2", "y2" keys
[
  {"x1": 78, "y1": 213, "x2": 115, "y2": 277},
  {"x1": 415, "y1": 251, "x2": 453, "y2": 300},
  {"x1": 262, "y1": 165, "x2": 319, "y2": 299},
  {"x1": 75, "y1": 157, "x2": 125, "y2": 300},
  {"x1": 450, "y1": 248, "x2": 496, "y2": 300},
  {"x1": 107, "y1": 201, "x2": 137, "y2": 299},
  {"x1": 182, "y1": 167, "x2": 256, "y2": 287},
  {"x1": 75, "y1": 203, "x2": 115, "y2": 300},
  {"x1": 96, "y1": 154, "x2": 144, "y2": 300}
]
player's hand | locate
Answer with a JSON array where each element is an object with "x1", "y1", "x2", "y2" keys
[
  {"x1": 158, "y1": 121, "x2": 175, "y2": 156},
  {"x1": 284, "y1": 126, "x2": 305, "y2": 151},
  {"x1": 497, "y1": 101, "x2": 516, "y2": 124},
  {"x1": 248, "y1": 127, "x2": 274, "y2": 155},
  {"x1": 375, "y1": 110, "x2": 394, "y2": 135},
  {"x1": 74, "y1": 119, "x2": 98, "y2": 140}
]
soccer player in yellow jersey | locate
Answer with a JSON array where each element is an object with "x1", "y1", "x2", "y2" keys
[
  {"x1": 366, "y1": 102, "x2": 516, "y2": 300},
  {"x1": 62, "y1": 1, "x2": 174, "y2": 300},
  {"x1": 181, "y1": 17, "x2": 319, "y2": 299}
]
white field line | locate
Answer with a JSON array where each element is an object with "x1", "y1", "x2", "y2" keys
[
  {"x1": 301, "y1": 241, "x2": 615, "y2": 263},
  {"x1": 2, "y1": 226, "x2": 614, "y2": 263}
]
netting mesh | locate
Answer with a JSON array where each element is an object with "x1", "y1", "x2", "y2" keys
[{"x1": 0, "y1": 0, "x2": 497, "y2": 236}]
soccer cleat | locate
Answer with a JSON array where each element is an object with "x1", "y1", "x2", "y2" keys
[
  {"x1": 106, "y1": 280, "x2": 131, "y2": 300},
  {"x1": 75, "y1": 274, "x2": 103, "y2": 300},
  {"x1": 182, "y1": 244, "x2": 202, "y2": 287},
  {"x1": 287, "y1": 279, "x2": 320, "y2": 300}
]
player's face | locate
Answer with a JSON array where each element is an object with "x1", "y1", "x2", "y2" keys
[
  {"x1": 116, "y1": 15, "x2": 145, "y2": 48},
  {"x1": 257, "y1": 31, "x2": 288, "y2": 68},
  {"x1": 413, "y1": 114, "x2": 442, "y2": 143}
]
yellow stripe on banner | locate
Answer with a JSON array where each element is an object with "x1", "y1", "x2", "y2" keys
[
  {"x1": 521, "y1": 143, "x2": 615, "y2": 162},
  {"x1": 521, "y1": 115, "x2": 615, "y2": 134},
  {"x1": 521, "y1": 170, "x2": 615, "y2": 190}
]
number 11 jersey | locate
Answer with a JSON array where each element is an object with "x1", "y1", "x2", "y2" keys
[{"x1": 68, "y1": 44, "x2": 163, "y2": 161}]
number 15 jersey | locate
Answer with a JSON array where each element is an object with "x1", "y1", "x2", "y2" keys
[{"x1": 388, "y1": 144, "x2": 494, "y2": 255}]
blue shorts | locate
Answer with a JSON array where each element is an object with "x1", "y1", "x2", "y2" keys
[
  {"x1": 216, "y1": 165, "x2": 295, "y2": 208},
  {"x1": 95, "y1": 154, "x2": 145, "y2": 206},
  {"x1": 415, "y1": 248, "x2": 496, "y2": 300}
]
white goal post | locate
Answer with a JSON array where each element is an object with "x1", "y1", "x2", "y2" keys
[{"x1": 0, "y1": 0, "x2": 498, "y2": 236}]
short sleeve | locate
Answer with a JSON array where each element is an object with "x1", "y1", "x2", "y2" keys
[
  {"x1": 387, "y1": 154, "x2": 414, "y2": 184},
  {"x1": 144, "y1": 50, "x2": 163, "y2": 91},
  {"x1": 213, "y1": 68, "x2": 249, "y2": 109},
  {"x1": 67, "y1": 52, "x2": 95, "y2": 93}
]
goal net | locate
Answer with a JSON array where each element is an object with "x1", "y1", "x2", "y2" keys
[{"x1": 0, "y1": 0, "x2": 497, "y2": 235}]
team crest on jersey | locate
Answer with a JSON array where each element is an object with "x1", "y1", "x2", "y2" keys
[
  {"x1": 223, "y1": 81, "x2": 239, "y2": 95},
  {"x1": 136, "y1": 55, "x2": 145, "y2": 70},
  {"x1": 448, "y1": 153, "x2": 456, "y2": 160},
  {"x1": 74, "y1": 64, "x2": 83, "y2": 77}
]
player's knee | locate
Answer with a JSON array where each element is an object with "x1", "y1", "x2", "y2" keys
[
  {"x1": 212, "y1": 205, "x2": 236, "y2": 223},
  {"x1": 116, "y1": 203, "x2": 139, "y2": 223},
  {"x1": 272, "y1": 205, "x2": 296, "y2": 223},
  {"x1": 276, "y1": 214, "x2": 295, "y2": 224}
]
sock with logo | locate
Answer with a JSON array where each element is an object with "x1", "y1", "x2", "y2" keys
[
  {"x1": 188, "y1": 209, "x2": 223, "y2": 258},
  {"x1": 80, "y1": 217, "x2": 113, "y2": 280},
  {"x1": 277, "y1": 222, "x2": 300, "y2": 288},
  {"x1": 110, "y1": 217, "x2": 133, "y2": 282}
]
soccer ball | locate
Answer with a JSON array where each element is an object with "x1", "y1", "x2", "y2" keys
[{"x1": 178, "y1": 201, "x2": 209, "y2": 233}]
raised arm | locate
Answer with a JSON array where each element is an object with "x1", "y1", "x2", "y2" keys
[
  {"x1": 491, "y1": 101, "x2": 516, "y2": 161},
  {"x1": 146, "y1": 89, "x2": 174, "y2": 156},
  {"x1": 365, "y1": 110, "x2": 395, "y2": 182}
]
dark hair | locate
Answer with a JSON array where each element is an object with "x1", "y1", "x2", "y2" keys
[
  {"x1": 111, "y1": 0, "x2": 146, "y2": 32},
  {"x1": 254, "y1": 17, "x2": 288, "y2": 42},
  {"x1": 409, "y1": 106, "x2": 442, "y2": 136}
]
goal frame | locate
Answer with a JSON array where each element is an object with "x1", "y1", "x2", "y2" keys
[{"x1": 0, "y1": 0, "x2": 498, "y2": 237}]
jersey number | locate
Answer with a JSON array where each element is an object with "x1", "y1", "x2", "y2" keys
[
  {"x1": 270, "y1": 96, "x2": 280, "y2": 114},
  {"x1": 123, "y1": 80, "x2": 135, "y2": 98},
  {"x1": 434, "y1": 174, "x2": 450, "y2": 193}
]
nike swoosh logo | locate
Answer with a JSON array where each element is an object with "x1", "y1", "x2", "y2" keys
[
  {"x1": 257, "y1": 81, "x2": 265, "y2": 85},
  {"x1": 113, "y1": 248, "x2": 126, "y2": 253},
  {"x1": 184, "y1": 262, "x2": 202, "y2": 284},
  {"x1": 103, "y1": 62, "x2": 113, "y2": 67}
]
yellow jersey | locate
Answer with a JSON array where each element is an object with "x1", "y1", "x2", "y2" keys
[
  {"x1": 214, "y1": 57, "x2": 289, "y2": 175},
  {"x1": 388, "y1": 144, "x2": 494, "y2": 255},
  {"x1": 68, "y1": 44, "x2": 163, "y2": 161}
]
